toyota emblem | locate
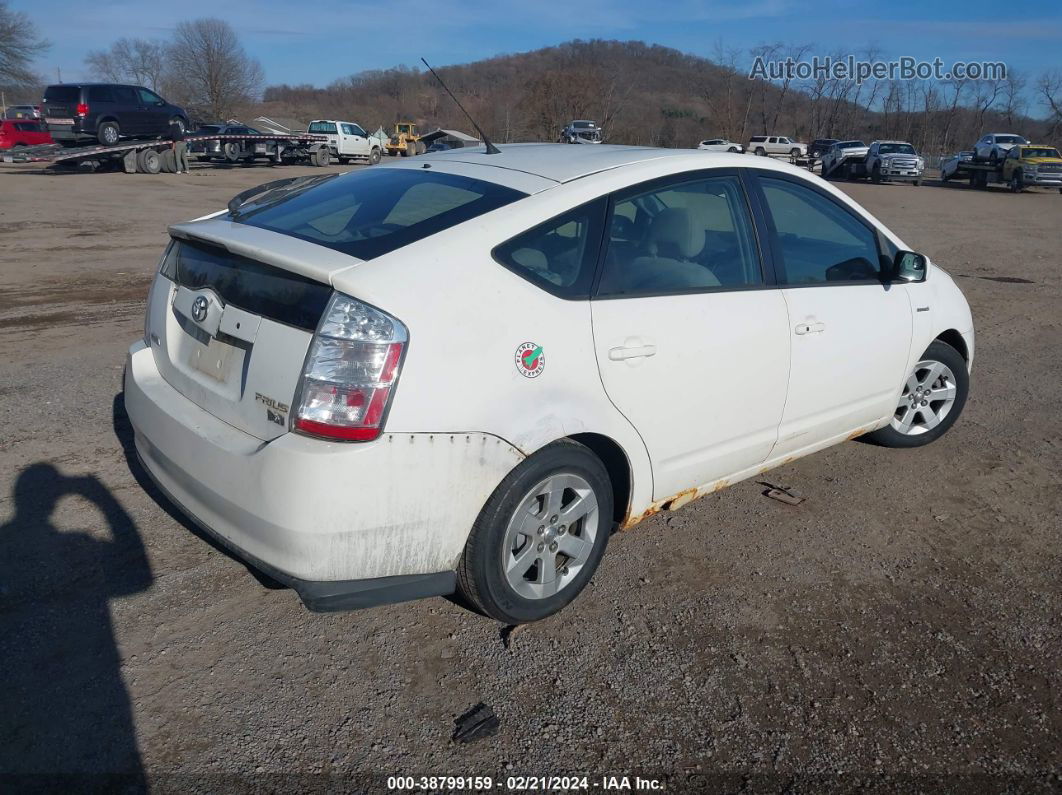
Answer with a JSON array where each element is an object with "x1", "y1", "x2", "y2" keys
[{"x1": 191, "y1": 295, "x2": 209, "y2": 323}]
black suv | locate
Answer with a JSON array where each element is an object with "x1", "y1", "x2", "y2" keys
[{"x1": 42, "y1": 83, "x2": 189, "y2": 147}]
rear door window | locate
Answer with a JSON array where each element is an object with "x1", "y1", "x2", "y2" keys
[{"x1": 234, "y1": 168, "x2": 526, "y2": 260}]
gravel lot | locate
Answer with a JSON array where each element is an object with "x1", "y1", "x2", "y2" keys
[{"x1": 1, "y1": 159, "x2": 1059, "y2": 792}]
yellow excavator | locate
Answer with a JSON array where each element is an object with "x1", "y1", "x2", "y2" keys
[{"x1": 385, "y1": 122, "x2": 424, "y2": 157}]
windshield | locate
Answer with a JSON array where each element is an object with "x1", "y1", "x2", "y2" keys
[
  {"x1": 308, "y1": 121, "x2": 338, "y2": 134},
  {"x1": 574, "y1": 121, "x2": 595, "y2": 129},
  {"x1": 1021, "y1": 147, "x2": 1060, "y2": 158},
  {"x1": 879, "y1": 143, "x2": 916, "y2": 155},
  {"x1": 234, "y1": 168, "x2": 526, "y2": 261},
  {"x1": 996, "y1": 135, "x2": 1026, "y2": 144}
]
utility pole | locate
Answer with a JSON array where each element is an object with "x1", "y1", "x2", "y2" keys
[{"x1": 57, "y1": 66, "x2": 62, "y2": 83}]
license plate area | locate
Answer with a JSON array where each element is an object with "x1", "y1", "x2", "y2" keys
[
  {"x1": 190, "y1": 336, "x2": 238, "y2": 382},
  {"x1": 49, "y1": 118, "x2": 75, "y2": 125}
]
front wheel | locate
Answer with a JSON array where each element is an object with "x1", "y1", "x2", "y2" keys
[
  {"x1": 369, "y1": 147, "x2": 381, "y2": 165},
  {"x1": 1009, "y1": 172, "x2": 1023, "y2": 193},
  {"x1": 866, "y1": 341, "x2": 969, "y2": 448},
  {"x1": 457, "y1": 440, "x2": 613, "y2": 623}
]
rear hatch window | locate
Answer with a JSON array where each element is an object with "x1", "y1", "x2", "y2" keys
[
  {"x1": 44, "y1": 85, "x2": 81, "y2": 103},
  {"x1": 232, "y1": 167, "x2": 526, "y2": 260},
  {"x1": 168, "y1": 238, "x2": 332, "y2": 331}
]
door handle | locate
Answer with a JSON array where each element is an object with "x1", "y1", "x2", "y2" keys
[
  {"x1": 794, "y1": 321, "x2": 825, "y2": 335},
  {"x1": 608, "y1": 344, "x2": 657, "y2": 361}
]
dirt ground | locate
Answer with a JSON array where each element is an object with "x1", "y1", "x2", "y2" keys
[{"x1": 0, "y1": 158, "x2": 1059, "y2": 793}]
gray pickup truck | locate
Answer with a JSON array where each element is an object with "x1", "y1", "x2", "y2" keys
[{"x1": 865, "y1": 141, "x2": 925, "y2": 184}]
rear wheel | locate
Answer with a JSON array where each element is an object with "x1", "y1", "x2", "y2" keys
[
  {"x1": 790, "y1": 147, "x2": 801, "y2": 158},
  {"x1": 755, "y1": 146, "x2": 766, "y2": 156},
  {"x1": 458, "y1": 440, "x2": 613, "y2": 623},
  {"x1": 871, "y1": 163, "x2": 882, "y2": 183},
  {"x1": 96, "y1": 121, "x2": 120, "y2": 146},
  {"x1": 866, "y1": 341, "x2": 968, "y2": 448}
]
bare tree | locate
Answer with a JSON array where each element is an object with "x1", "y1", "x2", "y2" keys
[
  {"x1": 0, "y1": 1, "x2": 48, "y2": 86},
  {"x1": 1037, "y1": 69, "x2": 1062, "y2": 140},
  {"x1": 166, "y1": 18, "x2": 263, "y2": 121},
  {"x1": 85, "y1": 38, "x2": 165, "y2": 90}
]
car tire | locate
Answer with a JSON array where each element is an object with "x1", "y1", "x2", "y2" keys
[
  {"x1": 313, "y1": 147, "x2": 331, "y2": 167},
  {"x1": 913, "y1": 179, "x2": 921, "y2": 186},
  {"x1": 755, "y1": 147, "x2": 766, "y2": 156},
  {"x1": 457, "y1": 440, "x2": 613, "y2": 624},
  {"x1": 97, "y1": 121, "x2": 120, "y2": 146},
  {"x1": 989, "y1": 150, "x2": 998, "y2": 164},
  {"x1": 159, "y1": 148, "x2": 177, "y2": 173},
  {"x1": 871, "y1": 164, "x2": 882, "y2": 184},
  {"x1": 865, "y1": 340, "x2": 969, "y2": 449},
  {"x1": 728, "y1": 146, "x2": 738, "y2": 152},
  {"x1": 1010, "y1": 172, "x2": 1023, "y2": 193},
  {"x1": 136, "y1": 148, "x2": 161, "y2": 174},
  {"x1": 790, "y1": 147, "x2": 801, "y2": 158},
  {"x1": 369, "y1": 147, "x2": 381, "y2": 165}
]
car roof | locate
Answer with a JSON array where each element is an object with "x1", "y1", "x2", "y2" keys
[{"x1": 417, "y1": 143, "x2": 701, "y2": 183}]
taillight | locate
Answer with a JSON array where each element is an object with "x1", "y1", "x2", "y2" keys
[
  {"x1": 75, "y1": 103, "x2": 89, "y2": 116},
  {"x1": 294, "y1": 293, "x2": 407, "y2": 442}
]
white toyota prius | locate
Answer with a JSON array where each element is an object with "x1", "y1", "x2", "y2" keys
[{"x1": 126, "y1": 144, "x2": 974, "y2": 623}]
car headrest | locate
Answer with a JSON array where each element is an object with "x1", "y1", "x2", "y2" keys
[{"x1": 647, "y1": 208, "x2": 705, "y2": 260}]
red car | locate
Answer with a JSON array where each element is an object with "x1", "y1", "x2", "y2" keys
[{"x1": 0, "y1": 119, "x2": 53, "y2": 149}]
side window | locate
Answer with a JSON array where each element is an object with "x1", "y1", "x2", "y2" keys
[
  {"x1": 352, "y1": 124, "x2": 366, "y2": 137},
  {"x1": 759, "y1": 177, "x2": 882, "y2": 284},
  {"x1": 493, "y1": 199, "x2": 606, "y2": 298},
  {"x1": 114, "y1": 86, "x2": 138, "y2": 104},
  {"x1": 137, "y1": 88, "x2": 162, "y2": 105},
  {"x1": 596, "y1": 175, "x2": 762, "y2": 298},
  {"x1": 87, "y1": 86, "x2": 113, "y2": 103},
  {"x1": 341, "y1": 124, "x2": 355, "y2": 135}
]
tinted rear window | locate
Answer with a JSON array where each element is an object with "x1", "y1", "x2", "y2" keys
[
  {"x1": 234, "y1": 167, "x2": 526, "y2": 261},
  {"x1": 87, "y1": 86, "x2": 114, "y2": 102},
  {"x1": 166, "y1": 239, "x2": 332, "y2": 331},
  {"x1": 44, "y1": 85, "x2": 80, "y2": 103}
]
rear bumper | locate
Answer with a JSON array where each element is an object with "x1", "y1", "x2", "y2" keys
[{"x1": 124, "y1": 339, "x2": 524, "y2": 607}]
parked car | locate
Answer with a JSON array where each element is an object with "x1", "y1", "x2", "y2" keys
[
  {"x1": 1000, "y1": 144, "x2": 1062, "y2": 192},
  {"x1": 559, "y1": 120, "x2": 603, "y2": 144},
  {"x1": 697, "y1": 138, "x2": 744, "y2": 153},
  {"x1": 189, "y1": 123, "x2": 266, "y2": 162},
  {"x1": 4, "y1": 104, "x2": 41, "y2": 120},
  {"x1": 126, "y1": 144, "x2": 973, "y2": 623},
  {"x1": 820, "y1": 140, "x2": 868, "y2": 178},
  {"x1": 748, "y1": 135, "x2": 807, "y2": 157},
  {"x1": 0, "y1": 119, "x2": 53, "y2": 149},
  {"x1": 865, "y1": 141, "x2": 925, "y2": 184},
  {"x1": 307, "y1": 119, "x2": 383, "y2": 164},
  {"x1": 808, "y1": 138, "x2": 839, "y2": 159},
  {"x1": 939, "y1": 151, "x2": 974, "y2": 182},
  {"x1": 973, "y1": 133, "x2": 1029, "y2": 163},
  {"x1": 41, "y1": 83, "x2": 190, "y2": 147}
]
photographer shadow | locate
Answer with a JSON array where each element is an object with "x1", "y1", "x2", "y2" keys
[{"x1": 0, "y1": 462, "x2": 152, "y2": 789}]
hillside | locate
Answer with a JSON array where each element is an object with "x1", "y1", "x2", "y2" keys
[{"x1": 260, "y1": 40, "x2": 1056, "y2": 156}]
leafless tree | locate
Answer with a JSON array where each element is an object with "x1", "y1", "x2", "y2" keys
[
  {"x1": 0, "y1": 1, "x2": 48, "y2": 86},
  {"x1": 1037, "y1": 69, "x2": 1062, "y2": 139},
  {"x1": 166, "y1": 18, "x2": 264, "y2": 121},
  {"x1": 85, "y1": 38, "x2": 165, "y2": 90}
]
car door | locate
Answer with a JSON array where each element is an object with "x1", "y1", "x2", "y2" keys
[
  {"x1": 136, "y1": 88, "x2": 168, "y2": 135},
  {"x1": 749, "y1": 172, "x2": 912, "y2": 457},
  {"x1": 110, "y1": 86, "x2": 143, "y2": 134},
  {"x1": 591, "y1": 170, "x2": 791, "y2": 500}
]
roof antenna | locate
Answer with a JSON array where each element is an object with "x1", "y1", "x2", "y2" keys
[{"x1": 421, "y1": 57, "x2": 501, "y2": 155}]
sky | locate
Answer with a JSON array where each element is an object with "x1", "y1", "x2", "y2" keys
[{"x1": 14, "y1": 0, "x2": 1062, "y2": 114}]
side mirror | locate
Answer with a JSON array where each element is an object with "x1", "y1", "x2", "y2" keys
[{"x1": 891, "y1": 250, "x2": 928, "y2": 283}]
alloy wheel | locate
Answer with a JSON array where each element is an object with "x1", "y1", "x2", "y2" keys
[
  {"x1": 892, "y1": 359, "x2": 958, "y2": 435},
  {"x1": 502, "y1": 473, "x2": 600, "y2": 600}
]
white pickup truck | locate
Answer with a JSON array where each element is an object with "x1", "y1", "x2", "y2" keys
[
  {"x1": 306, "y1": 120, "x2": 383, "y2": 165},
  {"x1": 865, "y1": 140, "x2": 925, "y2": 184},
  {"x1": 747, "y1": 135, "x2": 807, "y2": 157}
]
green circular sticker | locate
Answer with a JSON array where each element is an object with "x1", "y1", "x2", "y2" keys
[{"x1": 515, "y1": 342, "x2": 545, "y2": 378}]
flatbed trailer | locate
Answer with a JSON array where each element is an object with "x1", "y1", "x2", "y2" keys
[
  {"x1": 820, "y1": 152, "x2": 868, "y2": 181},
  {"x1": 1, "y1": 133, "x2": 332, "y2": 172},
  {"x1": 947, "y1": 159, "x2": 1062, "y2": 193}
]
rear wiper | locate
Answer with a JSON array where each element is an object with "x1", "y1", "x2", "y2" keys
[{"x1": 227, "y1": 173, "x2": 339, "y2": 219}]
